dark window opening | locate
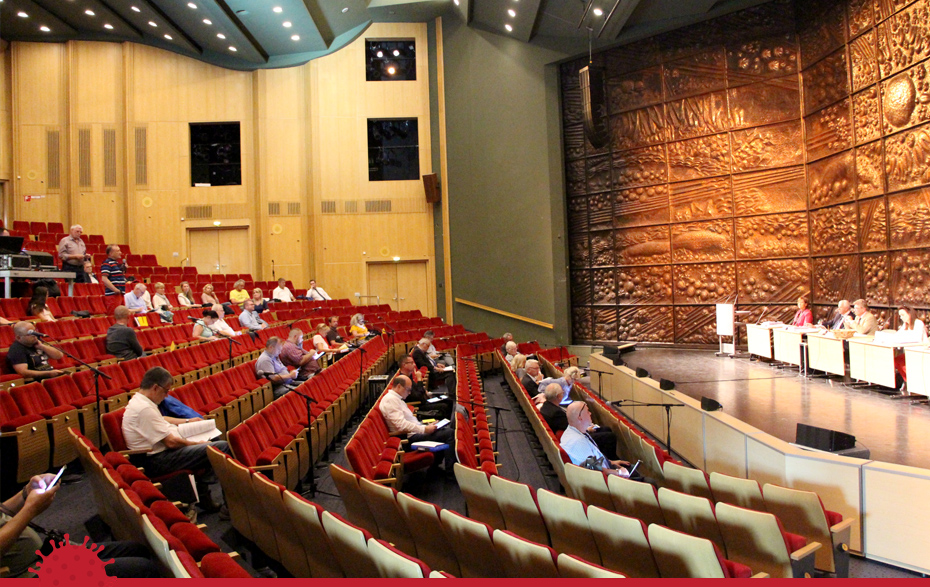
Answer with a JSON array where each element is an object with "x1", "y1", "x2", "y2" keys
[
  {"x1": 368, "y1": 118, "x2": 419, "y2": 181},
  {"x1": 190, "y1": 122, "x2": 241, "y2": 187},
  {"x1": 366, "y1": 39, "x2": 416, "y2": 81}
]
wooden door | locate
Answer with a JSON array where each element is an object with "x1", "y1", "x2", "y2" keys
[
  {"x1": 189, "y1": 229, "x2": 220, "y2": 274},
  {"x1": 368, "y1": 262, "x2": 399, "y2": 311},
  {"x1": 396, "y1": 261, "x2": 429, "y2": 314}
]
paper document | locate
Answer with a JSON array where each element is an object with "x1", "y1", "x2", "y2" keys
[
  {"x1": 178, "y1": 419, "x2": 221, "y2": 443},
  {"x1": 411, "y1": 441, "x2": 449, "y2": 452}
]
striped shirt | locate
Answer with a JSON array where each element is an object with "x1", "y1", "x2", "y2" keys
[{"x1": 101, "y1": 258, "x2": 127, "y2": 295}]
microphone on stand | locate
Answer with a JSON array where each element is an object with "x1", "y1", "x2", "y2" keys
[
  {"x1": 27, "y1": 330, "x2": 49, "y2": 337},
  {"x1": 756, "y1": 306, "x2": 769, "y2": 324},
  {"x1": 187, "y1": 316, "x2": 200, "y2": 322}
]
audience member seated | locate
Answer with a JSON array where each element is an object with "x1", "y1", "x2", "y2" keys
[
  {"x1": 313, "y1": 323, "x2": 345, "y2": 356},
  {"x1": 379, "y1": 375, "x2": 454, "y2": 471},
  {"x1": 820, "y1": 299, "x2": 853, "y2": 329},
  {"x1": 7, "y1": 321, "x2": 65, "y2": 380},
  {"x1": 106, "y1": 305, "x2": 145, "y2": 360},
  {"x1": 278, "y1": 328, "x2": 320, "y2": 381},
  {"x1": 122, "y1": 367, "x2": 231, "y2": 512},
  {"x1": 210, "y1": 304, "x2": 240, "y2": 338},
  {"x1": 83, "y1": 259, "x2": 100, "y2": 284},
  {"x1": 500, "y1": 332, "x2": 513, "y2": 356},
  {"x1": 791, "y1": 296, "x2": 813, "y2": 327},
  {"x1": 228, "y1": 279, "x2": 250, "y2": 307},
  {"x1": 348, "y1": 313, "x2": 369, "y2": 339},
  {"x1": 398, "y1": 355, "x2": 452, "y2": 420},
  {"x1": 272, "y1": 278, "x2": 295, "y2": 303},
  {"x1": 177, "y1": 281, "x2": 198, "y2": 308},
  {"x1": 124, "y1": 283, "x2": 151, "y2": 314},
  {"x1": 510, "y1": 353, "x2": 527, "y2": 378},
  {"x1": 238, "y1": 299, "x2": 268, "y2": 332},
  {"x1": 325, "y1": 316, "x2": 344, "y2": 347},
  {"x1": 539, "y1": 382, "x2": 619, "y2": 460},
  {"x1": 560, "y1": 401, "x2": 631, "y2": 478},
  {"x1": 254, "y1": 337, "x2": 298, "y2": 399},
  {"x1": 57, "y1": 224, "x2": 90, "y2": 283},
  {"x1": 26, "y1": 286, "x2": 56, "y2": 322},
  {"x1": 306, "y1": 279, "x2": 331, "y2": 301},
  {"x1": 101, "y1": 244, "x2": 128, "y2": 297},
  {"x1": 152, "y1": 282, "x2": 173, "y2": 310},
  {"x1": 192, "y1": 310, "x2": 222, "y2": 341},
  {"x1": 521, "y1": 359, "x2": 543, "y2": 395},
  {"x1": 423, "y1": 330, "x2": 454, "y2": 366},
  {"x1": 0, "y1": 474, "x2": 159, "y2": 577},
  {"x1": 504, "y1": 341, "x2": 519, "y2": 363},
  {"x1": 413, "y1": 338, "x2": 455, "y2": 392},
  {"x1": 844, "y1": 299, "x2": 877, "y2": 335},
  {"x1": 894, "y1": 306, "x2": 928, "y2": 383},
  {"x1": 251, "y1": 288, "x2": 268, "y2": 313},
  {"x1": 535, "y1": 365, "x2": 583, "y2": 405},
  {"x1": 201, "y1": 284, "x2": 220, "y2": 306}
]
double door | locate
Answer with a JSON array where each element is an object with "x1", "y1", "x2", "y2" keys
[
  {"x1": 188, "y1": 228, "x2": 251, "y2": 275},
  {"x1": 367, "y1": 261, "x2": 429, "y2": 313}
]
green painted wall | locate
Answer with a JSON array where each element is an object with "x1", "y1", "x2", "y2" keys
[{"x1": 440, "y1": 17, "x2": 571, "y2": 344}]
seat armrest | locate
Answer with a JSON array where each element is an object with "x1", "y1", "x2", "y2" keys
[
  {"x1": 829, "y1": 518, "x2": 855, "y2": 578},
  {"x1": 120, "y1": 448, "x2": 152, "y2": 455},
  {"x1": 789, "y1": 541, "x2": 822, "y2": 578},
  {"x1": 829, "y1": 518, "x2": 855, "y2": 534},
  {"x1": 750, "y1": 573, "x2": 770, "y2": 579}
]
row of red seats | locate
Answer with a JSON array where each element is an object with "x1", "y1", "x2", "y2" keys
[
  {"x1": 71, "y1": 430, "x2": 252, "y2": 578},
  {"x1": 453, "y1": 356, "x2": 498, "y2": 475},
  {"x1": 11, "y1": 221, "x2": 65, "y2": 234},
  {"x1": 169, "y1": 361, "x2": 273, "y2": 434},
  {"x1": 230, "y1": 335, "x2": 389, "y2": 490}
]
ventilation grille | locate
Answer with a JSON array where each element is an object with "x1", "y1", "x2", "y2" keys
[
  {"x1": 184, "y1": 205, "x2": 213, "y2": 219},
  {"x1": 134, "y1": 126, "x2": 147, "y2": 186},
  {"x1": 287, "y1": 202, "x2": 301, "y2": 215},
  {"x1": 268, "y1": 202, "x2": 281, "y2": 216},
  {"x1": 344, "y1": 200, "x2": 358, "y2": 214},
  {"x1": 103, "y1": 128, "x2": 117, "y2": 188},
  {"x1": 77, "y1": 128, "x2": 92, "y2": 188},
  {"x1": 180, "y1": 203, "x2": 243, "y2": 220},
  {"x1": 46, "y1": 129, "x2": 61, "y2": 191},
  {"x1": 321, "y1": 200, "x2": 336, "y2": 214},
  {"x1": 266, "y1": 201, "x2": 302, "y2": 216},
  {"x1": 365, "y1": 199, "x2": 393, "y2": 213}
]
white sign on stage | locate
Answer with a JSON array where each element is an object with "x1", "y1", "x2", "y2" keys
[{"x1": 716, "y1": 303, "x2": 735, "y2": 337}]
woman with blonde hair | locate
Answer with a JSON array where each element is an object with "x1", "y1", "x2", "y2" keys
[
  {"x1": 251, "y1": 288, "x2": 268, "y2": 313},
  {"x1": 201, "y1": 283, "x2": 219, "y2": 306},
  {"x1": 349, "y1": 313, "x2": 369, "y2": 339},
  {"x1": 177, "y1": 281, "x2": 197, "y2": 307}
]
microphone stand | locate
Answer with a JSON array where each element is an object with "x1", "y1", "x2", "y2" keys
[
  {"x1": 588, "y1": 369, "x2": 614, "y2": 402},
  {"x1": 456, "y1": 397, "x2": 510, "y2": 445},
  {"x1": 44, "y1": 338, "x2": 113, "y2": 448},
  {"x1": 610, "y1": 399, "x2": 684, "y2": 456},
  {"x1": 217, "y1": 333, "x2": 242, "y2": 369},
  {"x1": 278, "y1": 383, "x2": 337, "y2": 499}
]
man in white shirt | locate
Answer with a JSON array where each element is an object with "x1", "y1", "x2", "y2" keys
[
  {"x1": 306, "y1": 279, "x2": 331, "y2": 301},
  {"x1": 379, "y1": 375, "x2": 454, "y2": 470},
  {"x1": 560, "y1": 401, "x2": 631, "y2": 477},
  {"x1": 209, "y1": 304, "x2": 240, "y2": 337},
  {"x1": 123, "y1": 283, "x2": 151, "y2": 314},
  {"x1": 121, "y1": 367, "x2": 230, "y2": 510},
  {"x1": 272, "y1": 278, "x2": 295, "y2": 303}
]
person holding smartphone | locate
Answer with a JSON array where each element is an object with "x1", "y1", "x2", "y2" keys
[
  {"x1": 0, "y1": 474, "x2": 158, "y2": 577},
  {"x1": 561, "y1": 401, "x2": 636, "y2": 478}
]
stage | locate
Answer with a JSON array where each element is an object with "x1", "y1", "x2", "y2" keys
[{"x1": 614, "y1": 348, "x2": 930, "y2": 470}]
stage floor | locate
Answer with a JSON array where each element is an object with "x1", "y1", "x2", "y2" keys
[{"x1": 615, "y1": 348, "x2": 930, "y2": 470}]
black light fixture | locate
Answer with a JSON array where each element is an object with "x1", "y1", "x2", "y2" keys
[
  {"x1": 635, "y1": 367, "x2": 649, "y2": 378},
  {"x1": 701, "y1": 397, "x2": 723, "y2": 412}
]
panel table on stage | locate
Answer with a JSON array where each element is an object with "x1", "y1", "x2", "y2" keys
[
  {"x1": 772, "y1": 328, "x2": 802, "y2": 367},
  {"x1": 746, "y1": 323, "x2": 780, "y2": 359},
  {"x1": 807, "y1": 331, "x2": 847, "y2": 377},
  {"x1": 847, "y1": 337, "x2": 912, "y2": 390},
  {"x1": 904, "y1": 346, "x2": 930, "y2": 396}
]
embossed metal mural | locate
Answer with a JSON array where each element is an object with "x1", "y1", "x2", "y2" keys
[{"x1": 564, "y1": 0, "x2": 930, "y2": 345}]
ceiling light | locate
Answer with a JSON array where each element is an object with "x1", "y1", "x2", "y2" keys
[
  {"x1": 104, "y1": 23, "x2": 114, "y2": 29},
  {"x1": 273, "y1": 6, "x2": 282, "y2": 12},
  {"x1": 376, "y1": 50, "x2": 383, "y2": 57},
  {"x1": 187, "y1": 2, "x2": 197, "y2": 8},
  {"x1": 593, "y1": 7, "x2": 603, "y2": 16},
  {"x1": 387, "y1": 66, "x2": 396, "y2": 74},
  {"x1": 282, "y1": 21, "x2": 292, "y2": 27},
  {"x1": 164, "y1": 34, "x2": 172, "y2": 40},
  {"x1": 392, "y1": 256, "x2": 400, "y2": 261},
  {"x1": 148, "y1": 21, "x2": 157, "y2": 27},
  {"x1": 85, "y1": 9, "x2": 95, "y2": 16},
  {"x1": 454, "y1": 0, "x2": 459, "y2": 4},
  {"x1": 393, "y1": 49, "x2": 400, "y2": 56},
  {"x1": 16, "y1": 11, "x2": 27, "y2": 17},
  {"x1": 291, "y1": 34, "x2": 300, "y2": 41},
  {"x1": 217, "y1": 33, "x2": 226, "y2": 39},
  {"x1": 40, "y1": 25, "x2": 50, "y2": 32},
  {"x1": 203, "y1": 19, "x2": 212, "y2": 25},
  {"x1": 229, "y1": 46, "x2": 237, "y2": 52},
  {"x1": 504, "y1": 23, "x2": 513, "y2": 32},
  {"x1": 131, "y1": 6, "x2": 141, "y2": 12},
  {"x1": 508, "y1": 9, "x2": 516, "y2": 16},
  {"x1": 342, "y1": 6, "x2": 349, "y2": 12}
]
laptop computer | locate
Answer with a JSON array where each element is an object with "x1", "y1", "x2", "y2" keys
[{"x1": 0, "y1": 236, "x2": 25, "y2": 255}]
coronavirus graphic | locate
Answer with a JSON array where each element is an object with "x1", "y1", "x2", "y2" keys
[{"x1": 30, "y1": 534, "x2": 113, "y2": 587}]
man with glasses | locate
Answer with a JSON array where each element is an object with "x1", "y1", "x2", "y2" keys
[
  {"x1": 122, "y1": 367, "x2": 230, "y2": 512},
  {"x1": 7, "y1": 321, "x2": 65, "y2": 380},
  {"x1": 561, "y1": 401, "x2": 633, "y2": 478},
  {"x1": 379, "y1": 375, "x2": 455, "y2": 472}
]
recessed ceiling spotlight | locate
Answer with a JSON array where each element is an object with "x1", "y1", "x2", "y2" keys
[
  {"x1": 104, "y1": 23, "x2": 114, "y2": 29},
  {"x1": 282, "y1": 21, "x2": 292, "y2": 27},
  {"x1": 187, "y1": 2, "x2": 197, "y2": 8},
  {"x1": 148, "y1": 21, "x2": 157, "y2": 27},
  {"x1": 504, "y1": 23, "x2": 513, "y2": 32},
  {"x1": 131, "y1": 6, "x2": 141, "y2": 12},
  {"x1": 376, "y1": 51, "x2": 383, "y2": 57},
  {"x1": 85, "y1": 9, "x2": 95, "y2": 16},
  {"x1": 164, "y1": 34, "x2": 172, "y2": 40},
  {"x1": 217, "y1": 33, "x2": 226, "y2": 39},
  {"x1": 508, "y1": 9, "x2": 516, "y2": 16},
  {"x1": 40, "y1": 25, "x2": 50, "y2": 32},
  {"x1": 393, "y1": 49, "x2": 400, "y2": 56},
  {"x1": 272, "y1": 6, "x2": 282, "y2": 13},
  {"x1": 454, "y1": 0, "x2": 459, "y2": 5},
  {"x1": 291, "y1": 34, "x2": 300, "y2": 41},
  {"x1": 387, "y1": 66, "x2": 396, "y2": 75},
  {"x1": 203, "y1": 19, "x2": 212, "y2": 25},
  {"x1": 229, "y1": 46, "x2": 237, "y2": 52},
  {"x1": 593, "y1": 7, "x2": 603, "y2": 16},
  {"x1": 342, "y1": 6, "x2": 349, "y2": 12},
  {"x1": 16, "y1": 11, "x2": 28, "y2": 17}
]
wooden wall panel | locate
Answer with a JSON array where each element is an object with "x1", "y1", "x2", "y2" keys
[{"x1": 0, "y1": 43, "x2": 12, "y2": 182}]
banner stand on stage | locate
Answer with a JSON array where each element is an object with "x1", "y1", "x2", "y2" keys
[{"x1": 716, "y1": 302, "x2": 751, "y2": 359}]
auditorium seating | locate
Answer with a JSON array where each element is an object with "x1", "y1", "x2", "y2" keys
[
  {"x1": 452, "y1": 463, "x2": 505, "y2": 530},
  {"x1": 0, "y1": 391, "x2": 51, "y2": 484},
  {"x1": 9, "y1": 382, "x2": 79, "y2": 466}
]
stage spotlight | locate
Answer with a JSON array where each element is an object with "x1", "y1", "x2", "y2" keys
[
  {"x1": 635, "y1": 367, "x2": 649, "y2": 378},
  {"x1": 659, "y1": 378, "x2": 675, "y2": 390},
  {"x1": 701, "y1": 397, "x2": 723, "y2": 412}
]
